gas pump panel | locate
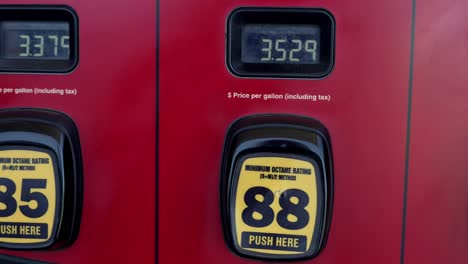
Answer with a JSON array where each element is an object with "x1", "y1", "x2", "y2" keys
[
  {"x1": 0, "y1": 109, "x2": 83, "y2": 249},
  {"x1": 221, "y1": 115, "x2": 333, "y2": 261}
]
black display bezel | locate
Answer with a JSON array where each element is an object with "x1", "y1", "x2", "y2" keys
[
  {"x1": 0, "y1": 6, "x2": 78, "y2": 73},
  {"x1": 227, "y1": 8, "x2": 335, "y2": 79}
]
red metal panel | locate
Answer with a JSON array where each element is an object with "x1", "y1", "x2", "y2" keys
[
  {"x1": 159, "y1": 1, "x2": 412, "y2": 263},
  {"x1": 0, "y1": 0, "x2": 156, "y2": 262},
  {"x1": 405, "y1": 0, "x2": 468, "y2": 263}
]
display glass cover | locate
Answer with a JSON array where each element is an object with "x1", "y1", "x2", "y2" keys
[
  {"x1": 227, "y1": 8, "x2": 335, "y2": 78},
  {"x1": 0, "y1": 6, "x2": 78, "y2": 73},
  {"x1": 242, "y1": 24, "x2": 320, "y2": 64},
  {"x1": 1, "y1": 22, "x2": 70, "y2": 60}
]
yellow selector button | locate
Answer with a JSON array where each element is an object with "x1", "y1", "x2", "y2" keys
[{"x1": 221, "y1": 115, "x2": 333, "y2": 261}]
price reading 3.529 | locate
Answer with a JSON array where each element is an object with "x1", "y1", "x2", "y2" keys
[{"x1": 260, "y1": 38, "x2": 317, "y2": 63}]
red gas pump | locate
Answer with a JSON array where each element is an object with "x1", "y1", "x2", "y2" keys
[{"x1": 0, "y1": 0, "x2": 466, "y2": 263}]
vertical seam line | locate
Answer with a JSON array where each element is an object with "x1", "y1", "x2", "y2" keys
[{"x1": 401, "y1": 0, "x2": 417, "y2": 263}]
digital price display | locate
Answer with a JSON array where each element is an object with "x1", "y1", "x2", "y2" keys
[
  {"x1": 2, "y1": 22, "x2": 70, "y2": 60},
  {"x1": 227, "y1": 8, "x2": 335, "y2": 78},
  {"x1": 0, "y1": 6, "x2": 78, "y2": 73},
  {"x1": 242, "y1": 25, "x2": 320, "y2": 64}
]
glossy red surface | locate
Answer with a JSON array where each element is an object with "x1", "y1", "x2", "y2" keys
[
  {"x1": 405, "y1": 0, "x2": 468, "y2": 263},
  {"x1": 159, "y1": 0, "x2": 411, "y2": 263},
  {"x1": 0, "y1": 0, "x2": 156, "y2": 263},
  {"x1": 0, "y1": 0, "x2": 466, "y2": 263}
]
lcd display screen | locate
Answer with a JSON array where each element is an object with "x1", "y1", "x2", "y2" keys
[
  {"x1": 227, "y1": 8, "x2": 335, "y2": 78},
  {"x1": 242, "y1": 24, "x2": 320, "y2": 64},
  {"x1": 1, "y1": 22, "x2": 70, "y2": 60},
  {"x1": 0, "y1": 6, "x2": 78, "y2": 73}
]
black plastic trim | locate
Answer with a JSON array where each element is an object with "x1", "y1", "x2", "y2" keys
[{"x1": 0, "y1": 254, "x2": 49, "y2": 263}]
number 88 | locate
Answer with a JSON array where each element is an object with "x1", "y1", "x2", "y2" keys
[{"x1": 241, "y1": 187, "x2": 310, "y2": 230}]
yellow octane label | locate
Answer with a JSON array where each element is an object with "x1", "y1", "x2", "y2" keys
[
  {"x1": 0, "y1": 149, "x2": 56, "y2": 244},
  {"x1": 235, "y1": 156, "x2": 317, "y2": 255}
]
